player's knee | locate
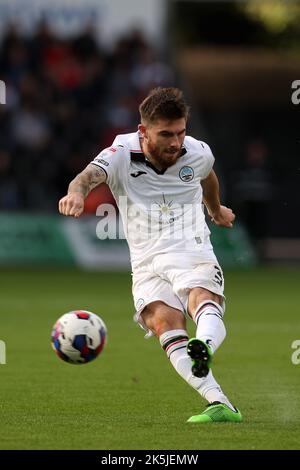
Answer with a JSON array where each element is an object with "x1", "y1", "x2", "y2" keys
[
  {"x1": 141, "y1": 302, "x2": 185, "y2": 337},
  {"x1": 188, "y1": 287, "x2": 222, "y2": 316},
  {"x1": 154, "y1": 315, "x2": 184, "y2": 337}
]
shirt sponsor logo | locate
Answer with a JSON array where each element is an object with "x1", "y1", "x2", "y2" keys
[{"x1": 179, "y1": 166, "x2": 194, "y2": 182}]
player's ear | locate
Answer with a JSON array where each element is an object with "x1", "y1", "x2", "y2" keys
[{"x1": 138, "y1": 123, "x2": 146, "y2": 137}]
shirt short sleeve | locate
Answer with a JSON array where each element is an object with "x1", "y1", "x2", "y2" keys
[
  {"x1": 199, "y1": 141, "x2": 215, "y2": 179},
  {"x1": 91, "y1": 145, "x2": 124, "y2": 187}
]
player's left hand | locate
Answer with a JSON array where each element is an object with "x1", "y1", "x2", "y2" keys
[{"x1": 210, "y1": 205, "x2": 235, "y2": 228}]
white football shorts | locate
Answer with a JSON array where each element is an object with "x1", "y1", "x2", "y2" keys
[{"x1": 132, "y1": 252, "x2": 225, "y2": 337}]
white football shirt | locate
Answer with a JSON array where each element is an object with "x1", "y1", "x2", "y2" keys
[{"x1": 91, "y1": 131, "x2": 216, "y2": 269}]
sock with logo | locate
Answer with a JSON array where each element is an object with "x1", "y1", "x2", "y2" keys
[{"x1": 193, "y1": 300, "x2": 226, "y2": 353}]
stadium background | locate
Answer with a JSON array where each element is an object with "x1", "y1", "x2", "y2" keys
[{"x1": 0, "y1": 0, "x2": 299, "y2": 450}]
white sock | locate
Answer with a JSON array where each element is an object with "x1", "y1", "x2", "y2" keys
[
  {"x1": 197, "y1": 370, "x2": 235, "y2": 411},
  {"x1": 193, "y1": 300, "x2": 226, "y2": 353},
  {"x1": 159, "y1": 329, "x2": 235, "y2": 410}
]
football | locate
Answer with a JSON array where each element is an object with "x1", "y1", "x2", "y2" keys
[{"x1": 51, "y1": 310, "x2": 107, "y2": 364}]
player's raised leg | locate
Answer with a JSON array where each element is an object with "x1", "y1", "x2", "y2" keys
[
  {"x1": 189, "y1": 283, "x2": 227, "y2": 355},
  {"x1": 187, "y1": 286, "x2": 226, "y2": 377}
]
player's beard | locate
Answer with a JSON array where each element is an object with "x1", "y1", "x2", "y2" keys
[{"x1": 146, "y1": 141, "x2": 181, "y2": 170}]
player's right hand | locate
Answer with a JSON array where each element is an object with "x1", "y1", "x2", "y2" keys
[
  {"x1": 210, "y1": 205, "x2": 235, "y2": 228},
  {"x1": 58, "y1": 193, "x2": 85, "y2": 218}
]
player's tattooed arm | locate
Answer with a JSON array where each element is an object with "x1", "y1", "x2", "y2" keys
[
  {"x1": 59, "y1": 164, "x2": 107, "y2": 218},
  {"x1": 68, "y1": 164, "x2": 107, "y2": 198}
]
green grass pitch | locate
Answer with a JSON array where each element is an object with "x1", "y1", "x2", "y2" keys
[{"x1": 0, "y1": 266, "x2": 299, "y2": 450}]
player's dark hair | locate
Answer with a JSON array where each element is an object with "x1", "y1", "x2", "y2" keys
[{"x1": 139, "y1": 87, "x2": 189, "y2": 124}]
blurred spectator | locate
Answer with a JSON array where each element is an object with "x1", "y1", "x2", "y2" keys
[
  {"x1": 231, "y1": 138, "x2": 275, "y2": 257},
  {"x1": 0, "y1": 22, "x2": 174, "y2": 211},
  {"x1": 131, "y1": 45, "x2": 174, "y2": 93},
  {"x1": 0, "y1": 149, "x2": 19, "y2": 208}
]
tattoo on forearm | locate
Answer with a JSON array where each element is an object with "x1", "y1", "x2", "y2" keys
[{"x1": 68, "y1": 165, "x2": 106, "y2": 197}]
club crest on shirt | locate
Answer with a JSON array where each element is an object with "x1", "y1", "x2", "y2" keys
[{"x1": 179, "y1": 166, "x2": 194, "y2": 182}]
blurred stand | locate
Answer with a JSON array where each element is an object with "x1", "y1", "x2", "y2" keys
[
  {"x1": 1, "y1": 1, "x2": 300, "y2": 267},
  {"x1": 231, "y1": 138, "x2": 275, "y2": 260},
  {"x1": 171, "y1": 0, "x2": 300, "y2": 265}
]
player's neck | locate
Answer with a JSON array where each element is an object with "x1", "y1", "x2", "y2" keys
[{"x1": 139, "y1": 138, "x2": 164, "y2": 171}]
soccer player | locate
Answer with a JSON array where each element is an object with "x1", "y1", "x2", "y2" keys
[{"x1": 59, "y1": 87, "x2": 242, "y2": 423}]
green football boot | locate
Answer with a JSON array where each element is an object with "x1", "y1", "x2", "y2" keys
[
  {"x1": 187, "y1": 402, "x2": 242, "y2": 423},
  {"x1": 187, "y1": 338, "x2": 212, "y2": 378}
]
